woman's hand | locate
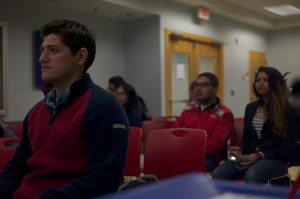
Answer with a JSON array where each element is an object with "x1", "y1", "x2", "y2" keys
[
  {"x1": 236, "y1": 153, "x2": 257, "y2": 170},
  {"x1": 229, "y1": 146, "x2": 243, "y2": 158}
]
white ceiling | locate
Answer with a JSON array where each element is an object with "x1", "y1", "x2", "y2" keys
[
  {"x1": 174, "y1": 0, "x2": 300, "y2": 29},
  {"x1": 21, "y1": 0, "x2": 300, "y2": 30},
  {"x1": 21, "y1": 0, "x2": 156, "y2": 20}
]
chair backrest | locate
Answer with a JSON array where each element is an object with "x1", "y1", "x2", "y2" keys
[
  {"x1": 141, "y1": 120, "x2": 176, "y2": 141},
  {"x1": 123, "y1": 127, "x2": 143, "y2": 177},
  {"x1": 0, "y1": 138, "x2": 20, "y2": 172},
  {"x1": 144, "y1": 128, "x2": 207, "y2": 180},
  {"x1": 230, "y1": 117, "x2": 244, "y2": 147},
  {"x1": 288, "y1": 171, "x2": 300, "y2": 199}
]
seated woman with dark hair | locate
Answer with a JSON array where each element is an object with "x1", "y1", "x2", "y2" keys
[
  {"x1": 116, "y1": 83, "x2": 141, "y2": 127},
  {"x1": 211, "y1": 66, "x2": 300, "y2": 184},
  {"x1": 107, "y1": 76, "x2": 149, "y2": 121}
]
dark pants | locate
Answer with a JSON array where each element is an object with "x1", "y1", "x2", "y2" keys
[
  {"x1": 206, "y1": 156, "x2": 218, "y2": 172},
  {"x1": 211, "y1": 159, "x2": 288, "y2": 183}
]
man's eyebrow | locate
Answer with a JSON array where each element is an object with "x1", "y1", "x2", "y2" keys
[{"x1": 42, "y1": 45, "x2": 60, "y2": 48}]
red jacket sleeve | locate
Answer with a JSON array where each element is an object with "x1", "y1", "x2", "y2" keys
[{"x1": 205, "y1": 111, "x2": 234, "y2": 156}]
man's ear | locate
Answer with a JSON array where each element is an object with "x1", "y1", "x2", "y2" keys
[
  {"x1": 213, "y1": 85, "x2": 218, "y2": 95},
  {"x1": 77, "y1": 48, "x2": 88, "y2": 65}
]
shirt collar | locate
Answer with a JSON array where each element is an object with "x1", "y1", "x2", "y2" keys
[{"x1": 199, "y1": 97, "x2": 220, "y2": 111}]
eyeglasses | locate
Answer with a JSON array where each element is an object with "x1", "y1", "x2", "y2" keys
[{"x1": 195, "y1": 82, "x2": 213, "y2": 88}]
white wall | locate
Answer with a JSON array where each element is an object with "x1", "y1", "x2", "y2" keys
[
  {"x1": 123, "y1": 16, "x2": 161, "y2": 118},
  {"x1": 1, "y1": 0, "x2": 125, "y2": 120},
  {"x1": 268, "y1": 27, "x2": 300, "y2": 88}
]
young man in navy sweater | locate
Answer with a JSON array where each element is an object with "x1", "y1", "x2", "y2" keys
[{"x1": 0, "y1": 19, "x2": 129, "y2": 199}]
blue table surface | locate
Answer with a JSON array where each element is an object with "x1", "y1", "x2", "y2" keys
[{"x1": 96, "y1": 172, "x2": 300, "y2": 199}]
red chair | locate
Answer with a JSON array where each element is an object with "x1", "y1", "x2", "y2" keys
[
  {"x1": 13, "y1": 123, "x2": 23, "y2": 136},
  {"x1": 288, "y1": 171, "x2": 300, "y2": 199},
  {"x1": 141, "y1": 120, "x2": 176, "y2": 141},
  {"x1": 230, "y1": 117, "x2": 244, "y2": 147},
  {"x1": 144, "y1": 128, "x2": 207, "y2": 180},
  {"x1": 123, "y1": 127, "x2": 143, "y2": 177},
  {"x1": 7, "y1": 121, "x2": 23, "y2": 137},
  {"x1": 0, "y1": 138, "x2": 20, "y2": 172}
]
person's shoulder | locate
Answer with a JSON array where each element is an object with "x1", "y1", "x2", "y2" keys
[
  {"x1": 245, "y1": 101, "x2": 259, "y2": 109},
  {"x1": 86, "y1": 85, "x2": 128, "y2": 124},
  {"x1": 218, "y1": 103, "x2": 233, "y2": 114},
  {"x1": 90, "y1": 84, "x2": 116, "y2": 100},
  {"x1": 184, "y1": 102, "x2": 198, "y2": 111},
  {"x1": 88, "y1": 84, "x2": 123, "y2": 110},
  {"x1": 247, "y1": 100, "x2": 258, "y2": 105}
]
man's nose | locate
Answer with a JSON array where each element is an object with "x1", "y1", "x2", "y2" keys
[{"x1": 195, "y1": 87, "x2": 201, "y2": 91}]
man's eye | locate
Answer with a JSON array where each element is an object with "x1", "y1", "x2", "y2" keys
[
  {"x1": 50, "y1": 48, "x2": 59, "y2": 53},
  {"x1": 197, "y1": 83, "x2": 212, "y2": 87}
]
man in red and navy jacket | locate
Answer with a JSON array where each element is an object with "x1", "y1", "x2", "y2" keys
[
  {"x1": 173, "y1": 72, "x2": 234, "y2": 172},
  {"x1": 0, "y1": 19, "x2": 129, "y2": 199}
]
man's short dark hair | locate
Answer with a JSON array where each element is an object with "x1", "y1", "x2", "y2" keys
[
  {"x1": 40, "y1": 19, "x2": 96, "y2": 73},
  {"x1": 197, "y1": 72, "x2": 219, "y2": 87}
]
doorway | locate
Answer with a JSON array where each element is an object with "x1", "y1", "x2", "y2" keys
[{"x1": 165, "y1": 29, "x2": 224, "y2": 116}]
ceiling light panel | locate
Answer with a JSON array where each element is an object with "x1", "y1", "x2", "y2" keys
[{"x1": 263, "y1": 4, "x2": 300, "y2": 16}]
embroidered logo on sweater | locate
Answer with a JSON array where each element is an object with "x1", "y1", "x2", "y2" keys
[{"x1": 113, "y1": 123, "x2": 126, "y2": 129}]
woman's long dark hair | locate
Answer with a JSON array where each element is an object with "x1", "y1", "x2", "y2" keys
[
  {"x1": 121, "y1": 83, "x2": 139, "y2": 114},
  {"x1": 253, "y1": 66, "x2": 289, "y2": 137}
]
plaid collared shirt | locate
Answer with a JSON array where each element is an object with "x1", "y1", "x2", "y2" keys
[{"x1": 45, "y1": 88, "x2": 70, "y2": 116}]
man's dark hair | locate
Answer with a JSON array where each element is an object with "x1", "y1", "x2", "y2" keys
[
  {"x1": 197, "y1": 72, "x2": 219, "y2": 87},
  {"x1": 40, "y1": 19, "x2": 96, "y2": 73}
]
